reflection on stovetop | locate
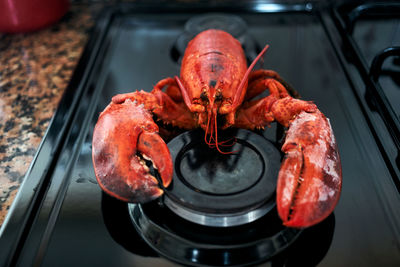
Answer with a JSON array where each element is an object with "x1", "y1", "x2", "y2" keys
[
  {"x1": 102, "y1": 194, "x2": 158, "y2": 258},
  {"x1": 102, "y1": 194, "x2": 335, "y2": 266}
]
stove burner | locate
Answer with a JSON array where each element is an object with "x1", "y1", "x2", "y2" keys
[
  {"x1": 171, "y1": 13, "x2": 260, "y2": 64},
  {"x1": 163, "y1": 129, "x2": 280, "y2": 227},
  {"x1": 184, "y1": 13, "x2": 247, "y2": 41},
  {"x1": 104, "y1": 194, "x2": 335, "y2": 267},
  {"x1": 128, "y1": 201, "x2": 301, "y2": 266}
]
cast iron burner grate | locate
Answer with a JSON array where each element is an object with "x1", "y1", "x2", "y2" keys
[
  {"x1": 333, "y1": 2, "x2": 400, "y2": 190},
  {"x1": 369, "y1": 46, "x2": 400, "y2": 85}
]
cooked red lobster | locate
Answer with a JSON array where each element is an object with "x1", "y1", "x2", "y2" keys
[{"x1": 92, "y1": 29, "x2": 342, "y2": 228}]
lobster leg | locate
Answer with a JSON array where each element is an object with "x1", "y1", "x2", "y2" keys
[
  {"x1": 245, "y1": 70, "x2": 286, "y2": 100},
  {"x1": 247, "y1": 70, "x2": 299, "y2": 99},
  {"x1": 235, "y1": 79, "x2": 309, "y2": 129},
  {"x1": 157, "y1": 77, "x2": 184, "y2": 103},
  {"x1": 92, "y1": 80, "x2": 196, "y2": 203},
  {"x1": 113, "y1": 79, "x2": 197, "y2": 129},
  {"x1": 235, "y1": 79, "x2": 342, "y2": 228}
]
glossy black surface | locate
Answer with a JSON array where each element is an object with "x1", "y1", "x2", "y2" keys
[
  {"x1": 333, "y1": 2, "x2": 400, "y2": 189},
  {"x1": 1, "y1": 2, "x2": 400, "y2": 267}
]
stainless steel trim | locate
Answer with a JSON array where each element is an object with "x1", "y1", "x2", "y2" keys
[{"x1": 164, "y1": 196, "x2": 273, "y2": 227}]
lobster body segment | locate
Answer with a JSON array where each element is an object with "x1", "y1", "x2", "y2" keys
[
  {"x1": 180, "y1": 29, "x2": 248, "y2": 112},
  {"x1": 92, "y1": 29, "x2": 342, "y2": 229}
]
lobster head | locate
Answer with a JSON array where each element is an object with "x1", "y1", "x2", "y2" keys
[{"x1": 175, "y1": 29, "x2": 268, "y2": 147}]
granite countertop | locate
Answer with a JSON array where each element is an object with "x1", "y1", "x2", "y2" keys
[{"x1": 0, "y1": 4, "x2": 98, "y2": 228}]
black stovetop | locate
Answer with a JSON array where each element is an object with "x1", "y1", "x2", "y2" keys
[{"x1": 1, "y1": 1, "x2": 400, "y2": 266}]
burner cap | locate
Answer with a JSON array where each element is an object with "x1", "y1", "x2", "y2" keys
[
  {"x1": 171, "y1": 13, "x2": 260, "y2": 65},
  {"x1": 184, "y1": 13, "x2": 247, "y2": 41},
  {"x1": 164, "y1": 129, "x2": 280, "y2": 227}
]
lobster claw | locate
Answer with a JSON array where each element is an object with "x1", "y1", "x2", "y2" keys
[
  {"x1": 92, "y1": 99, "x2": 173, "y2": 203},
  {"x1": 277, "y1": 110, "x2": 342, "y2": 228}
]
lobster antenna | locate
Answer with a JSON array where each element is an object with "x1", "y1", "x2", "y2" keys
[
  {"x1": 204, "y1": 107, "x2": 236, "y2": 154},
  {"x1": 232, "y1": 44, "x2": 269, "y2": 108},
  {"x1": 175, "y1": 76, "x2": 194, "y2": 111},
  {"x1": 213, "y1": 111, "x2": 231, "y2": 154},
  {"x1": 204, "y1": 108, "x2": 213, "y2": 145}
]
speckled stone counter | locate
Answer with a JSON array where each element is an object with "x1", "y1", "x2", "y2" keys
[{"x1": 0, "y1": 4, "x2": 97, "y2": 228}]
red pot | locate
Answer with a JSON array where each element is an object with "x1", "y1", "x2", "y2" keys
[{"x1": 0, "y1": 0, "x2": 69, "y2": 33}]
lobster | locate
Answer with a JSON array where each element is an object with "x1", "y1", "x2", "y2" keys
[{"x1": 92, "y1": 29, "x2": 342, "y2": 228}]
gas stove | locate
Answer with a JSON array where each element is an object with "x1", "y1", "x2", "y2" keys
[{"x1": 1, "y1": 1, "x2": 400, "y2": 266}]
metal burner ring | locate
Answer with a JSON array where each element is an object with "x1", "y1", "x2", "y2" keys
[{"x1": 164, "y1": 129, "x2": 280, "y2": 227}]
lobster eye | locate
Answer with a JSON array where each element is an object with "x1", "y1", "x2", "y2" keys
[{"x1": 200, "y1": 91, "x2": 208, "y2": 101}]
